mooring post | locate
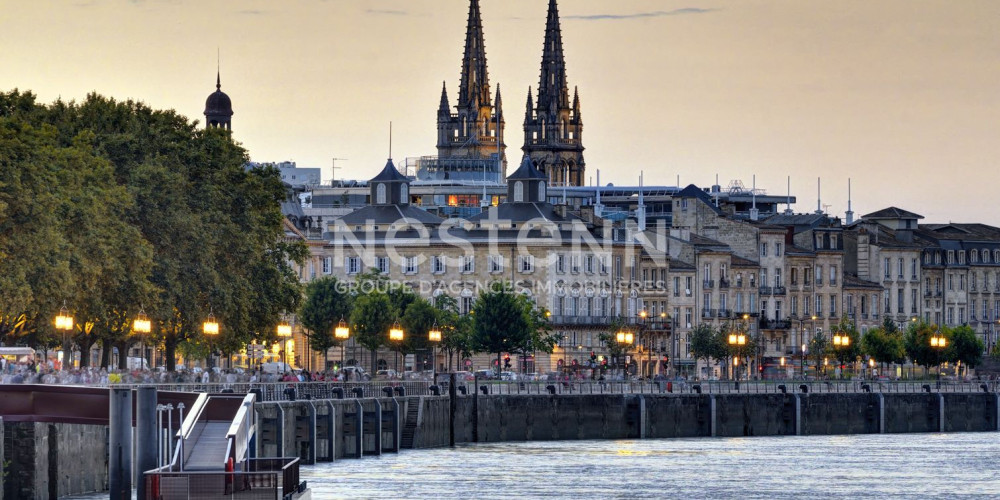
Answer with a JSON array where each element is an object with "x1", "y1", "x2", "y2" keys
[
  {"x1": 136, "y1": 386, "x2": 157, "y2": 500},
  {"x1": 878, "y1": 393, "x2": 885, "y2": 434},
  {"x1": 449, "y1": 373, "x2": 457, "y2": 447},
  {"x1": 709, "y1": 395, "x2": 717, "y2": 437},
  {"x1": 109, "y1": 387, "x2": 133, "y2": 499},
  {"x1": 794, "y1": 393, "x2": 802, "y2": 436}
]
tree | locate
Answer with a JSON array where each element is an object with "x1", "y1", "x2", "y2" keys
[
  {"x1": 599, "y1": 317, "x2": 634, "y2": 378},
  {"x1": 808, "y1": 333, "x2": 830, "y2": 376},
  {"x1": 948, "y1": 325, "x2": 984, "y2": 375},
  {"x1": 903, "y1": 321, "x2": 939, "y2": 374},
  {"x1": 401, "y1": 297, "x2": 438, "y2": 359},
  {"x1": 350, "y1": 292, "x2": 395, "y2": 373},
  {"x1": 299, "y1": 277, "x2": 352, "y2": 367},
  {"x1": 829, "y1": 317, "x2": 862, "y2": 376},
  {"x1": 689, "y1": 323, "x2": 724, "y2": 379},
  {"x1": 861, "y1": 326, "x2": 905, "y2": 375},
  {"x1": 471, "y1": 282, "x2": 531, "y2": 376},
  {"x1": 434, "y1": 296, "x2": 474, "y2": 371}
]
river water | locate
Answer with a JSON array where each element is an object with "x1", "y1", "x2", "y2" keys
[{"x1": 302, "y1": 433, "x2": 1000, "y2": 499}]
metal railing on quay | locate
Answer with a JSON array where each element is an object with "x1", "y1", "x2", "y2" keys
[
  {"x1": 144, "y1": 470, "x2": 280, "y2": 500},
  {"x1": 461, "y1": 379, "x2": 1000, "y2": 396},
  {"x1": 108, "y1": 381, "x2": 434, "y2": 400}
]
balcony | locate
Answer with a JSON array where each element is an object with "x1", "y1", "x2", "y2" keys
[
  {"x1": 758, "y1": 319, "x2": 792, "y2": 330},
  {"x1": 773, "y1": 286, "x2": 787, "y2": 295},
  {"x1": 719, "y1": 278, "x2": 731, "y2": 289},
  {"x1": 717, "y1": 309, "x2": 732, "y2": 319},
  {"x1": 735, "y1": 279, "x2": 744, "y2": 288},
  {"x1": 701, "y1": 309, "x2": 713, "y2": 319},
  {"x1": 703, "y1": 280, "x2": 715, "y2": 289},
  {"x1": 759, "y1": 286, "x2": 772, "y2": 295},
  {"x1": 548, "y1": 315, "x2": 616, "y2": 326}
]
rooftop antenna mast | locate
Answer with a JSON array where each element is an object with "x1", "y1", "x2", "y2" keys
[
  {"x1": 845, "y1": 178, "x2": 854, "y2": 224},
  {"x1": 714, "y1": 173, "x2": 720, "y2": 207},
  {"x1": 637, "y1": 171, "x2": 647, "y2": 231},
  {"x1": 749, "y1": 175, "x2": 759, "y2": 221},
  {"x1": 331, "y1": 158, "x2": 347, "y2": 184},
  {"x1": 784, "y1": 176, "x2": 793, "y2": 215},
  {"x1": 816, "y1": 177, "x2": 823, "y2": 214},
  {"x1": 595, "y1": 169, "x2": 603, "y2": 217}
]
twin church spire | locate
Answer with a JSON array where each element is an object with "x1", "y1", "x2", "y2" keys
[{"x1": 437, "y1": 0, "x2": 584, "y2": 186}]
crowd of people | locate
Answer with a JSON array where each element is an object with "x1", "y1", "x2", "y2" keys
[{"x1": 0, "y1": 357, "x2": 372, "y2": 386}]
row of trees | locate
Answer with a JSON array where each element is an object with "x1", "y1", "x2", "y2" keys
[
  {"x1": 299, "y1": 274, "x2": 559, "y2": 373},
  {"x1": 690, "y1": 317, "x2": 985, "y2": 378},
  {"x1": 0, "y1": 90, "x2": 306, "y2": 369}
]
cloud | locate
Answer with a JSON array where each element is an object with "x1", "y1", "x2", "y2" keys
[
  {"x1": 366, "y1": 8, "x2": 410, "y2": 16},
  {"x1": 564, "y1": 8, "x2": 717, "y2": 21}
]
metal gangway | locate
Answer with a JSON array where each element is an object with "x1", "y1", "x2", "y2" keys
[{"x1": 144, "y1": 391, "x2": 305, "y2": 499}]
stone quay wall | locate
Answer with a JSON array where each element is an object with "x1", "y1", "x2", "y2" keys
[
  {"x1": 1, "y1": 421, "x2": 107, "y2": 500},
  {"x1": 255, "y1": 391, "x2": 999, "y2": 461}
]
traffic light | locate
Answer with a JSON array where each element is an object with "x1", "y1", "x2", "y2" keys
[{"x1": 503, "y1": 354, "x2": 511, "y2": 369}]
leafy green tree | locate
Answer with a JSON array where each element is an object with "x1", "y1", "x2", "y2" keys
[
  {"x1": 299, "y1": 277, "x2": 352, "y2": 367},
  {"x1": 809, "y1": 333, "x2": 830, "y2": 376},
  {"x1": 471, "y1": 282, "x2": 531, "y2": 376},
  {"x1": 350, "y1": 292, "x2": 396, "y2": 373},
  {"x1": 401, "y1": 296, "x2": 438, "y2": 358},
  {"x1": 689, "y1": 323, "x2": 723, "y2": 378},
  {"x1": 433, "y1": 296, "x2": 475, "y2": 371},
  {"x1": 903, "y1": 321, "x2": 939, "y2": 374},
  {"x1": 948, "y1": 325, "x2": 984, "y2": 375},
  {"x1": 829, "y1": 317, "x2": 862, "y2": 376},
  {"x1": 861, "y1": 326, "x2": 905, "y2": 374}
]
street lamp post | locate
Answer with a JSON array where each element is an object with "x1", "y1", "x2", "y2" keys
[
  {"x1": 334, "y1": 318, "x2": 350, "y2": 373},
  {"x1": 832, "y1": 332, "x2": 850, "y2": 379},
  {"x1": 389, "y1": 320, "x2": 404, "y2": 373},
  {"x1": 615, "y1": 328, "x2": 634, "y2": 380},
  {"x1": 800, "y1": 343, "x2": 807, "y2": 380},
  {"x1": 203, "y1": 313, "x2": 220, "y2": 370},
  {"x1": 728, "y1": 330, "x2": 747, "y2": 385},
  {"x1": 277, "y1": 318, "x2": 292, "y2": 370},
  {"x1": 133, "y1": 309, "x2": 152, "y2": 369},
  {"x1": 639, "y1": 310, "x2": 648, "y2": 378},
  {"x1": 930, "y1": 332, "x2": 947, "y2": 382},
  {"x1": 54, "y1": 304, "x2": 74, "y2": 370},
  {"x1": 428, "y1": 321, "x2": 442, "y2": 383}
]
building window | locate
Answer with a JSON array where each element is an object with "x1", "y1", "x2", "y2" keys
[
  {"x1": 685, "y1": 277, "x2": 693, "y2": 296},
  {"x1": 556, "y1": 254, "x2": 566, "y2": 274},
  {"x1": 489, "y1": 255, "x2": 504, "y2": 274},
  {"x1": 346, "y1": 257, "x2": 360, "y2": 275},
  {"x1": 514, "y1": 181, "x2": 524, "y2": 202},
  {"x1": 816, "y1": 266, "x2": 823, "y2": 286},
  {"x1": 829, "y1": 266, "x2": 837, "y2": 286},
  {"x1": 519, "y1": 255, "x2": 535, "y2": 273},
  {"x1": 958, "y1": 251, "x2": 966, "y2": 265},
  {"x1": 673, "y1": 277, "x2": 680, "y2": 297},
  {"x1": 911, "y1": 258, "x2": 918, "y2": 279},
  {"x1": 884, "y1": 258, "x2": 890, "y2": 279},
  {"x1": 761, "y1": 243, "x2": 767, "y2": 257},
  {"x1": 775, "y1": 242, "x2": 782, "y2": 256},
  {"x1": 816, "y1": 295, "x2": 823, "y2": 316},
  {"x1": 403, "y1": 256, "x2": 417, "y2": 275},
  {"x1": 322, "y1": 257, "x2": 332, "y2": 275},
  {"x1": 376, "y1": 256, "x2": 389, "y2": 274},
  {"x1": 463, "y1": 256, "x2": 475, "y2": 273},
  {"x1": 585, "y1": 255, "x2": 595, "y2": 274},
  {"x1": 376, "y1": 183, "x2": 387, "y2": 204},
  {"x1": 947, "y1": 251, "x2": 954, "y2": 264},
  {"x1": 830, "y1": 295, "x2": 837, "y2": 318},
  {"x1": 432, "y1": 256, "x2": 445, "y2": 274}
]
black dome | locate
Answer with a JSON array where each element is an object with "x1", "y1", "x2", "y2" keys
[{"x1": 205, "y1": 89, "x2": 233, "y2": 117}]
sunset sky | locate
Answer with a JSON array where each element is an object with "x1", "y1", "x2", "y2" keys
[{"x1": 3, "y1": 0, "x2": 999, "y2": 223}]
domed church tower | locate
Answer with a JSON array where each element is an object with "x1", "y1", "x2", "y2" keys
[{"x1": 204, "y1": 71, "x2": 233, "y2": 131}]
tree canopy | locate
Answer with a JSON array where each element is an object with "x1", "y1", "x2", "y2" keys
[{"x1": 0, "y1": 90, "x2": 306, "y2": 368}]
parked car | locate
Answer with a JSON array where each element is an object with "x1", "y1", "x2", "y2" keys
[
  {"x1": 342, "y1": 366, "x2": 371, "y2": 381},
  {"x1": 500, "y1": 371, "x2": 518, "y2": 381},
  {"x1": 375, "y1": 369, "x2": 399, "y2": 380}
]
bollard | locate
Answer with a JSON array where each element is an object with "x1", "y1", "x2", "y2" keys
[
  {"x1": 109, "y1": 388, "x2": 133, "y2": 499},
  {"x1": 394, "y1": 386, "x2": 406, "y2": 397},
  {"x1": 136, "y1": 386, "x2": 157, "y2": 500},
  {"x1": 351, "y1": 387, "x2": 365, "y2": 398},
  {"x1": 922, "y1": 384, "x2": 931, "y2": 393},
  {"x1": 429, "y1": 385, "x2": 441, "y2": 396},
  {"x1": 862, "y1": 384, "x2": 871, "y2": 393},
  {"x1": 799, "y1": 384, "x2": 809, "y2": 394},
  {"x1": 778, "y1": 384, "x2": 787, "y2": 394},
  {"x1": 546, "y1": 385, "x2": 556, "y2": 395},
  {"x1": 284, "y1": 385, "x2": 297, "y2": 401},
  {"x1": 458, "y1": 386, "x2": 467, "y2": 395},
  {"x1": 332, "y1": 388, "x2": 345, "y2": 399},
  {"x1": 692, "y1": 384, "x2": 702, "y2": 394},
  {"x1": 382, "y1": 387, "x2": 394, "y2": 397},
  {"x1": 982, "y1": 384, "x2": 990, "y2": 393},
  {"x1": 479, "y1": 385, "x2": 489, "y2": 395}
]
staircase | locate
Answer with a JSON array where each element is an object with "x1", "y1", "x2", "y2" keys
[{"x1": 400, "y1": 400, "x2": 420, "y2": 449}]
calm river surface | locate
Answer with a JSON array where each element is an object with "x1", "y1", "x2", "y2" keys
[{"x1": 303, "y1": 433, "x2": 1000, "y2": 499}]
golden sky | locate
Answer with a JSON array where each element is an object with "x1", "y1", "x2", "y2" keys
[{"x1": 3, "y1": 0, "x2": 999, "y2": 223}]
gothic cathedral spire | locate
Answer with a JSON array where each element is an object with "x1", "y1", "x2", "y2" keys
[
  {"x1": 523, "y1": 0, "x2": 584, "y2": 187},
  {"x1": 436, "y1": 0, "x2": 507, "y2": 179}
]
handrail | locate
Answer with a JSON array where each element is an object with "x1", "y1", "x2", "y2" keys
[
  {"x1": 177, "y1": 392, "x2": 209, "y2": 440},
  {"x1": 225, "y1": 393, "x2": 256, "y2": 467}
]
